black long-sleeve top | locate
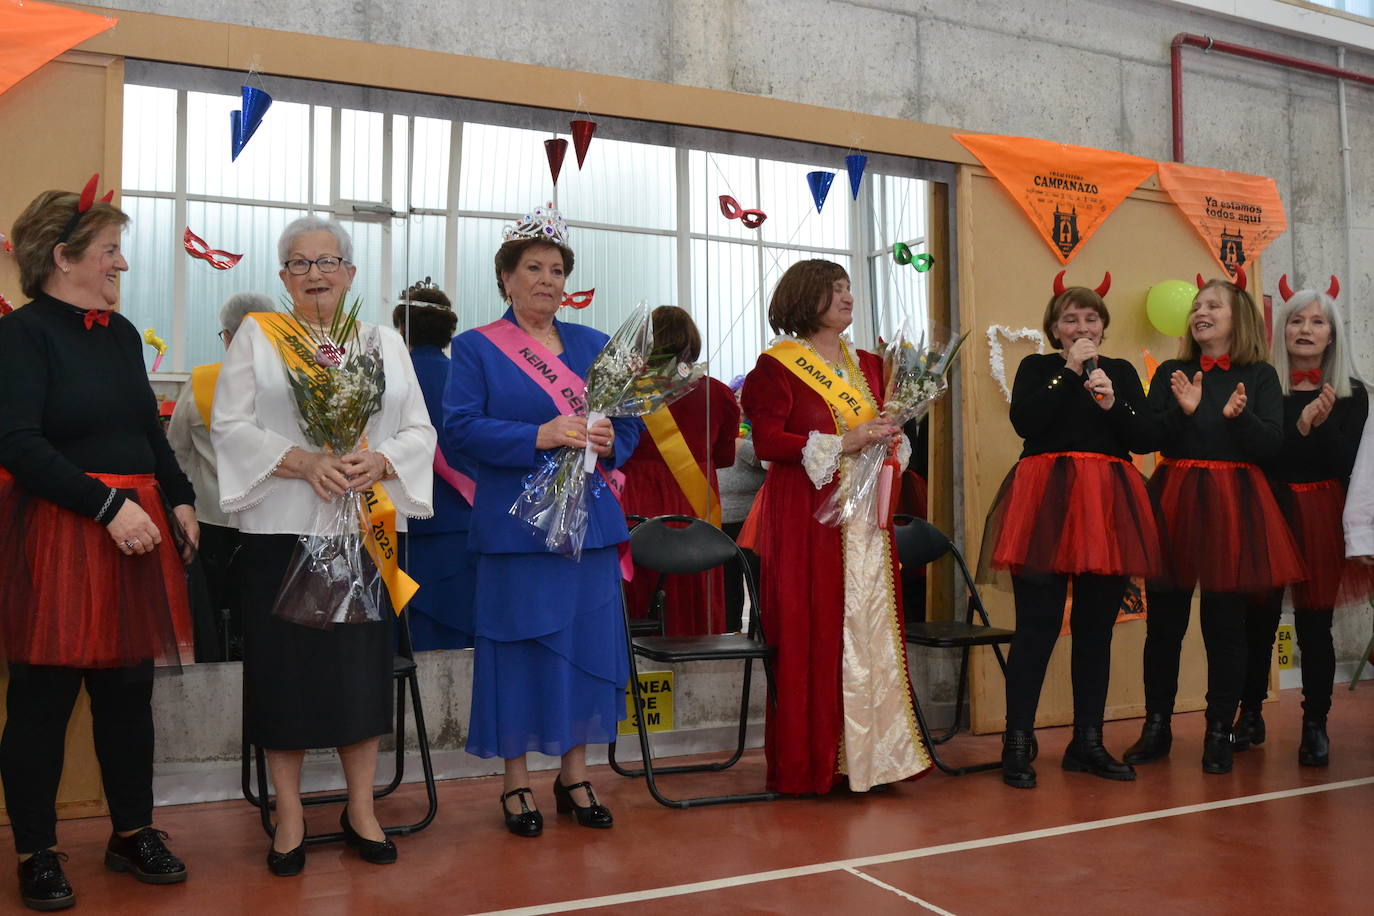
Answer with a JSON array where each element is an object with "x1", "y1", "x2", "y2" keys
[
  {"x1": 1148, "y1": 358, "x2": 1283, "y2": 463},
  {"x1": 0, "y1": 293, "x2": 195, "y2": 522},
  {"x1": 1009, "y1": 353, "x2": 1158, "y2": 460},
  {"x1": 1261, "y1": 379, "x2": 1368, "y2": 484}
]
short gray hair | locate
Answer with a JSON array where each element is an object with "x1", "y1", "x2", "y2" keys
[
  {"x1": 220, "y1": 291, "x2": 274, "y2": 336},
  {"x1": 277, "y1": 216, "x2": 353, "y2": 264}
]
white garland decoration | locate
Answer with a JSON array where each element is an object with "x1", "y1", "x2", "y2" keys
[{"x1": 986, "y1": 325, "x2": 1047, "y2": 402}]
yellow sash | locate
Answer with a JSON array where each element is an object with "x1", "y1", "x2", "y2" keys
[
  {"x1": 642, "y1": 406, "x2": 721, "y2": 527},
  {"x1": 190, "y1": 363, "x2": 221, "y2": 428},
  {"x1": 250, "y1": 313, "x2": 419, "y2": 615},
  {"x1": 763, "y1": 339, "x2": 878, "y2": 430}
]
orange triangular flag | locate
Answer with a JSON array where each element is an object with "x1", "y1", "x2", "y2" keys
[
  {"x1": 0, "y1": 1, "x2": 116, "y2": 99},
  {"x1": 954, "y1": 133, "x2": 1157, "y2": 264},
  {"x1": 1156, "y1": 162, "x2": 1287, "y2": 281}
]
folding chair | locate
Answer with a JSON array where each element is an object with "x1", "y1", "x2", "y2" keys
[
  {"x1": 242, "y1": 608, "x2": 439, "y2": 844},
  {"x1": 893, "y1": 514, "x2": 1014, "y2": 775},
  {"x1": 608, "y1": 514, "x2": 782, "y2": 808}
]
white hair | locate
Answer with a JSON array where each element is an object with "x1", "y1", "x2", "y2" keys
[
  {"x1": 1269, "y1": 289, "x2": 1355, "y2": 398},
  {"x1": 277, "y1": 216, "x2": 353, "y2": 264},
  {"x1": 219, "y1": 291, "x2": 274, "y2": 336}
]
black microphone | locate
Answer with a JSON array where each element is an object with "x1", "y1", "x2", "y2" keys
[{"x1": 1083, "y1": 356, "x2": 1104, "y2": 400}]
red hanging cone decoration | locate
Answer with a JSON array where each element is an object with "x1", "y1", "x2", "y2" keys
[
  {"x1": 570, "y1": 119, "x2": 597, "y2": 169},
  {"x1": 544, "y1": 138, "x2": 569, "y2": 185},
  {"x1": 0, "y1": 232, "x2": 11, "y2": 254},
  {"x1": 0, "y1": 293, "x2": 13, "y2": 317}
]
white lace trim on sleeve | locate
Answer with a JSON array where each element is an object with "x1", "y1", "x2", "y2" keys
[{"x1": 803, "y1": 431, "x2": 844, "y2": 489}]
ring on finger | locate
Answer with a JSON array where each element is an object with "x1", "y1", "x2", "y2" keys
[{"x1": 123, "y1": 539, "x2": 135, "y2": 549}]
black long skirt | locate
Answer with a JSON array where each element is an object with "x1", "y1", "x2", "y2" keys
[{"x1": 239, "y1": 533, "x2": 392, "y2": 750}]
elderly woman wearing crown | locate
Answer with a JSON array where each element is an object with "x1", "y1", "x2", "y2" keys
[{"x1": 444, "y1": 205, "x2": 640, "y2": 836}]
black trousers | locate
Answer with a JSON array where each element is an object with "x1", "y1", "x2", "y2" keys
[
  {"x1": 0, "y1": 664, "x2": 155, "y2": 854},
  {"x1": 1241, "y1": 589, "x2": 1336, "y2": 720},
  {"x1": 1141, "y1": 587, "x2": 1247, "y2": 723},
  {"x1": 1005, "y1": 573, "x2": 1127, "y2": 731},
  {"x1": 721, "y1": 521, "x2": 760, "y2": 634}
]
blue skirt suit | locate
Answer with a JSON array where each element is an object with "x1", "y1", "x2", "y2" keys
[
  {"x1": 443, "y1": 310, "x2": 640, "y2": 759},
  {"x1": 403, "y1": 345, "x2": 477, "y2": 651}
]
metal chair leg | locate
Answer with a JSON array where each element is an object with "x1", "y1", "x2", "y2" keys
[{"x1": 1349, "y1": 632, "x2": 1374, "y2": 690}]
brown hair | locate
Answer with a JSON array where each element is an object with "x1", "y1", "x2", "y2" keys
[
  {"x1": 651, "y1": 305, "x2": 702, "y2": 362},
  {"x1": 493, "y1": 238, "x2": 574, "y2": 300},
  {"x1": 11, "y1": 190, "x2": 129, "y2": 299},
  {"x1": 392, "y1": 281, "x2": 457, "y2": 348},
  {"x1": 768, "y1": 259, "x2": 849, "y2": 337},
  {"x1": 1042, "y1": 287, "x2": 1110, "y2": 349},
  {"x1": 1178, "y1": 280, "x2": 1268, "y2": 366}
]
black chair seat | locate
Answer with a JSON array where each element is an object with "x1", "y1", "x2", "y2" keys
[
  {"x1": 907, "y1": 620, "x2": 1015, "y2": 648},
  {"x1": 393, "y1": 654, "x2": 417, "y2": 675},
  {"x1": 633, "y1": 633, "x2": 775, "y2": 663}
]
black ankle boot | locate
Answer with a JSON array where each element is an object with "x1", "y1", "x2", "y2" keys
[
  {"x1": 1202, "y1": 718, "x2": 1233, "y2": 774},
  {"x1": 1062, "y1": 726, "x2": 1136, "y2": 781},
  {"x1": 1298, "y1": 717, "x2": 1330, "y2": 767},
  {"x1": 1123, "y1": 712, "x2": 1172, "y2": 764},
  {"x1": 1001, "y1": 730, "x2": 1037, "y2": 788},
  {"x1": 1231, "y1": 705, "x2": 1265, "y2": 751}
]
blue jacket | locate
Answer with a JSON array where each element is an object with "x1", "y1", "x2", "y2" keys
[
  {"x1": 409, "y1": 345, "x2": 474, "y2": 535},
  {"x1": 443, "y1": 310, "x2": 642, "y2": 554}
]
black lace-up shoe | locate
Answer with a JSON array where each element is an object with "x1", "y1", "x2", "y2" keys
[
  {"x1": 104, "y1": 828, "x2": 187, "y2": 884},
  {"x1": 18, "y1": 850, "x2": 74, "y2": 911}
]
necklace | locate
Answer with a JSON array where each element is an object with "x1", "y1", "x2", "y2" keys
[{"x1": 804, "y1": 337, "x2": 849, "y2": 379}]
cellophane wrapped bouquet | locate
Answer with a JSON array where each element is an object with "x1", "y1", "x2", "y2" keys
[
  {"x1": 269, "y1": 295, "x2": 388, "y2": 629},
  {"x1": 511, "y1": 302, "x2": 705, "y2": 560},
  {"x1": 816, "y1": 324, "x2": 967, "y2": 529}
]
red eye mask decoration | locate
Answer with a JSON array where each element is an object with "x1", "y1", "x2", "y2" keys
[
  {"x1": 561, "y1": 288, "x2": 595, "y2": 309},
  {"x1": 183, "y1": 227, "x2": 244, "y2": 270},
  {"x1": 718, "y1": 195, "x2": 767, "y2": 230}
]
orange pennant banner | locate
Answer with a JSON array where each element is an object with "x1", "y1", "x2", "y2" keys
[
  {"x1": 954, "y1": 133, "x2": 1157, "y2": 264},
  {"x1": 0, "y1": 1, "x2": 116, "y2": 99},
  {"x1": 1157, "y1": 161, "x2": 1287, "y2": 280}
]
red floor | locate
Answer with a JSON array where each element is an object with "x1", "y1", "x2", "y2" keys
[{"x1": 7, "y1": 684, "x2": 1373, "y2": 915}]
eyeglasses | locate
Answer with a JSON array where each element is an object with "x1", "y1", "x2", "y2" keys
[{"x1": 283, "y1": 256, "x2": 349, "y2": 275}]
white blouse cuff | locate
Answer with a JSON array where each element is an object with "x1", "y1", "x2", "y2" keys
[{"x1": 803, "y1": 431, "x2": 844, "y2": 489}]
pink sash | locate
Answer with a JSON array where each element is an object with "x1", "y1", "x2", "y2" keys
[
  {"x1": 475, "y1": 319, "x2": 632, "y2": 577},
  {"x1": 433, "y1": 449, "x2": 476, "y2": 505}
]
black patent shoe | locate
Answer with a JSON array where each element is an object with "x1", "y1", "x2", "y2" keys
[
  {"x1": 501, "y1": 787, "x2": 544, "y2": 837},
  {"x1": 1062, "y1": 726, "x2": 1136, "y2": 781},
  {"x1": 1123, "y1": 712, "x2": 1172, "y2": 764},
  {"x1": 1231, "y1": 706, "x2": 1265, "y2": 751},
  {"x1": 339, "y1": 809, "x2": 397, "y2": 864},
  {"x1": 554, "y1": 778, "x2": 614, "y2": 828},
  {"x1": 1202, "y1": 718, "x2": 1233, "y2": 774},
  {"x1": 104, "y1": 828, "x2": 186, "y2": 884},
  {"x1": 18, "y1": 850, "x2": 74, "y2": 912},
  {"x1": 266, "y1": 838, "x2": 305, "y2": 877},
  {"x1": 1299, "y1": 718, "x2": 1330, "y2": 767},
  {"x1": 1001, "y1": 730, "x2": 1037, "y2": 789}
]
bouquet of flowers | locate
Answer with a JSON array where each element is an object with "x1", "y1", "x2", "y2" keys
[
  {"x1": 511, "y1": 302, "x2": 705, "y2": 560},
  {"x1": 267, "y1": 293, "x2": 389, "y2": 629},
  {"x1": 815, "y1": 324, "x2": 967, "y2": 529}
]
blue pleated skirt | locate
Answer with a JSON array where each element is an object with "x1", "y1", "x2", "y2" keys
[
  {"x1": 466, "y1": 547, "x2": 629, "y2": 759},
  {"x1": 403, "y1": 531, "x2": 476, "y2": 651}
]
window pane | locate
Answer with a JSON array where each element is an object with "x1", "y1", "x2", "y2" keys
[
  {"x1": 558, "y1": 136, "x2": 676, "y2": 231},
  {"x1": 559, "y1": 226, "x2": 676, "y2": 334},
  {"x1": 759, "y1": 159, "x2": 850, "y2": 251},
  {"x1": 689, "y1": 150, "x2": 757, "y2": 239},
  {"x1": 391, "y1": 215, "x2": 447, "y2": 301},
  {"x1": 411, "y1": 117, "x2": 451, "y2": 210},
  {"x1": 119, "y1": 196, "x2": 176, "y2": 371},
  {"x1": 123, "y1": 85, "x2": 176, "y2": 193},
  {"x1": 870, "y1": 175, "x2": 930, "y2": 338},
  {"x1": 340, "y1": 109, "x2": 384, "y2": 203},
  {"x1": 313, "y1": 106, "x2": 332, "y2": 206},
  {"x1": 333, "y1": 218, "x2": 385, "y2": 326},
  {"x1": 692, "y1": 239, "x2": 763, "y2": 386},
  {"x1": 458, "y1": 124, "x2": 552, "y2": 215},
  {"x1": 186, "y1": 91, "x2": 310, "y2": 202},
  {"x1": 391, "y1": 115, "x2": 409, "y2": 214},
  {"x1": 454, "y1": 217, "x2": 507, "y2": 331}
]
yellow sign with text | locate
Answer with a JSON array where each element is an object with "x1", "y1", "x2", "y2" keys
[
  {"x1": 619, "y1": 671, "x2": 675, "y2": 735},
  {"x1": 1276, "y1": 624, "x2": 1295, "y2": 670}
]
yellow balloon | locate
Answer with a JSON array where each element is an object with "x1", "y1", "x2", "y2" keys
[{"x1": 1145, "y1": 281, "x2": 1198, "y2": 337}]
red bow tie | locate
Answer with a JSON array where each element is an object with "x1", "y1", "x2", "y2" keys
[
  {"x1": 1292, "y1": 369, "x2": 1322, "y2": 385},
  {"x1": 83, "y1": 309, "x2": 111, "y2": 330},
  {"x1": 1200, "y1": 353, "x2": 1230, "y2": 372}
]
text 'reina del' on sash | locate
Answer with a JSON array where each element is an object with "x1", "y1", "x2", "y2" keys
[
  {"x1": 190, "y1": 362, "x2": 222, "y2": 428},
  {"x1": 249, "y1": 313, "x2": 419, "y2": 614},
  {"x1": 763, "y1": 339, "x2": 878, "y2": 430},
  {"x1": 643, "y1": 406, "x2": 721, "y2": 526}
]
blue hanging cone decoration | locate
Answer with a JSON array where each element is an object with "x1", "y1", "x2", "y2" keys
[
  {"x1": 806, "y1": 170, "x2": 836, "y2": 214},
  {"x1": 230, "y1": 85, "x2": 273, "y2": 161},
  {"x1": 845, "y1": 154, "x2": 868, "y2": 200}
]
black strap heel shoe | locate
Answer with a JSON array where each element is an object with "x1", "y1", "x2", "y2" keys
[
  {"x1": 501, "y1": 787, "x2": 544, "y2": 837},
  {"x1": 554, "y1": 778, "x2": 614, "y2": 828},
  {"x1": 339, "y1": 808, "x2": 397, "y2": 864}
]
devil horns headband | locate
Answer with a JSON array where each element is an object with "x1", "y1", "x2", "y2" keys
[
  {"x1": 1196, "y1": 265, "x2": 1247, "y2": 293},
  {"x1": 57, "y1": 174, "x2": 115, "y2": 246},
  {"x1": 1278, "y1": 273, "x2": 1340, "y2": 303},
  {"x1": 1052, "y1": 270, "x2": 1112, "y2": 298}
]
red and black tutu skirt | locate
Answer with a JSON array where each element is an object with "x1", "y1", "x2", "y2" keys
[
  {"x1": 1148, "y1": 459, "x2": 1303, "y2": 593},
  {"x1": 0, "y1": 469, "x2": 193, "y2": 669},
  {"x1": 1270, "y1": 478, "x2": 1374, "y2": 609},
  {"x1": 980, "y1": 451, "x2": 1163, "y2": 580}
]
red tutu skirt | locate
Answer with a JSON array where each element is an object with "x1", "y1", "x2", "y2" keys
[
  {"x1": 1271, "y1": 479, "x2": 1374, "y2": 609},
  {"x1": 980, "y1": 451, "x2": 1163, "y2": 579},
  {"x1": 1149, "y1": 459, "x2": 1303, "y2": 593},
  {"x1": 0, "y1": 469, "x2": 193, "y2": 669}
]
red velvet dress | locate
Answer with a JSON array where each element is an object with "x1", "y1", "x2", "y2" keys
[
  {"x1": 742, "y1": 346, "x2": 930, "y2": 795},
  {"x1": 622, "y1": 378, "x2": 740, "y2": 636}
]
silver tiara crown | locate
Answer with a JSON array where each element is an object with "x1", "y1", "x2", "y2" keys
[{"x1": 503, "y1": 202, "x2": 568, "y2": 246}]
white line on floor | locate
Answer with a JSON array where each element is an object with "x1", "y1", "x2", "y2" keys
[
  {"x1": 845, "y1": 866, "x2": 959, "y2": 915},
  {"x1": 466, "y1": 776, "x2": 1374, "y2": 916}
]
